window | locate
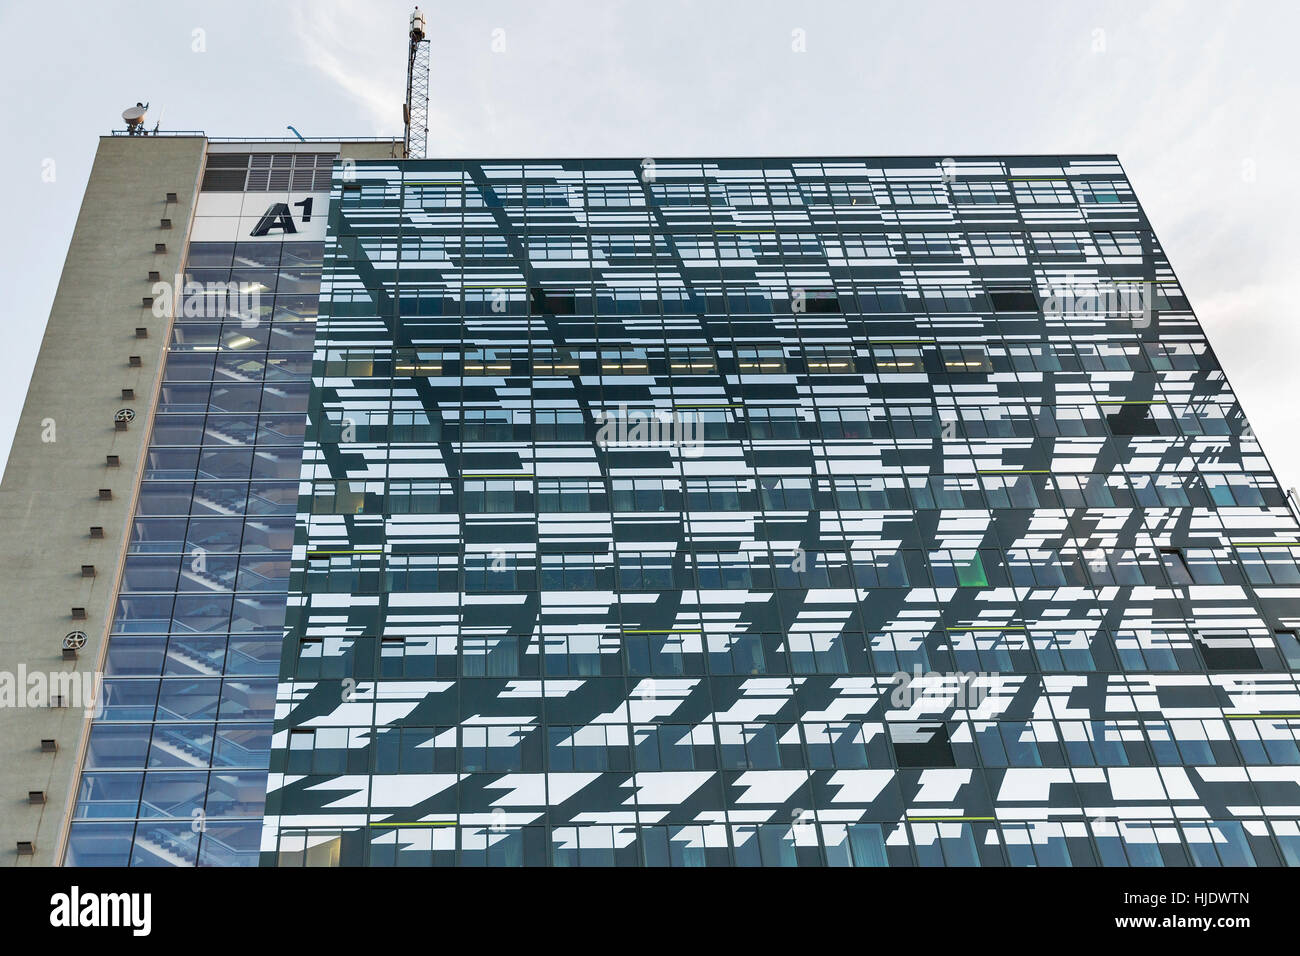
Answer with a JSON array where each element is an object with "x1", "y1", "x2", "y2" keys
[
  {"x1": 599, "y1": 349, "x2": 650, "y2": 374},
  {"x1": 1094, "y1": 230, "x2": 1143, "y2": 256},
  {"x1": 540, "y1": 552, "x2": 609, "y2": 591},
  {"x1": 799, "y1": 180, "x2": 876, "y2": 206},
  {"x1": 321, "y1": 349, "x2": 378, "y2": 378},
  {"x1": 309, "y1": 480, "x2": 382, "y2": 516},
  {"x1": 836, "y1": 233, "x2": 892, "y2": 259},
  {"x1": 1012, "y1": 179, "x2": 1074, "y2": 204},
  {"x1": 611, "y1": 478, "x2": 673, "y2": 512},
  {"x1": 801, "y1": 345, "x2": 855, "y2": 373},
  {"x1": 885, "y1": 182, "x2": 948, "y2": 205},
  {"x1": 1236, "y1": 546, "x2": 1300, "y2": 585},
  {"x1": 531, "y1": 349, "x2": 579, "y2": 376},
  {"x1": 461, "y1": 635, "x2": 523, "y2": 674},
  {"x1": 1204, "y1": 473, "x2": 1272, "y2": 507},
  {"x1": 928, "y1": 550, "x2": 990, "y2": 588},
  {"x1": 461, "y1": 348, "x2": 516, "y2": 376},
  {"x1": 462, "y1": 479, "x2": 529, "y2": 513},
  {"x1": 909, "y1": 475, "x2": 983, "y2": 510},
  {"x1": 747, "y1": 407, "x2": 802, "y2": 439},
  {"x1": 820, "y1": 406, "x2": 885, "y2": 439},
  {"x1": 1051, "y1": 474, "x2": 1117, "y2": 508},
  {"x1": 1037, "y1": 403, "x2": 1108, "y2": 437},
  {"x1": 981, "y1": 475, "x2": 1042, "y2": 509},
  {"x1": 393, "y1": 348, "x2": 445, "y2": 376},
  {"x1": 834, "y1": 477, "x2": 907, "y2": 510},
  {"x1": 988, "y1": 288, "x2": 1038, "y2": 312},
  {"x1": 387, "y1": 480, "x2": 454, "y2": 514},
  {"x1": 694, "y1": 552, "x2": 756, "y2": 590},
  {"x1": 967, "y1": 232, "x2": 1025, "y2": 257},
  {"x1": 538, "y1": 479, "x2": 605, "y2": 513},
  {"x1": 872, "y1": 345, "x2": 925, "y2": 372},
  {"x1": 686, "y1": 479, "x2": 749, "y2": 511},
  {"x1": 948, "y1": 181, "x2": 1010, "y2": 204},
  {"x1": 734, "y1": 347, "x2": 786, "y2": 373},
  {"x1": 460, "y1": 235, "x2": 510, "y2": 259},
  {"x1": 1074, "y1": 179, "x2": 1133, "y2": 204},
  {"x1": 774, "y1": 549, "x2": 840, "y2": 588},
  {"x1": 1195, "y1": 632, "x2": 1262, "y2": 671},
  {"x1": 1005, "y1": 549, "x2": 1086, "y2": 588},
  {"x1": 889, "y1": 722, "x2": 956, "y2": 768},
  {"x1": 706, "y1": 634, "x2": 771, "y2": 674},
  {"x1": 759, "y1": 476, "x2": 813, "y2": 510},
  {"x1": 668, "y1": 347, "x2": 715, "y2": 375},
  {"x1": 460, "y1": 409, "x2": 512, "y2": 441},
  {"x1": 850, "y1": 550, "x2": 910, "y2": 587},
  {"x1": 533, "y1": 409, "x2": 585, "y2": 441},
  {"x1": 940, "y1": 345, "x2": 991, "y2": 373},
  {"x1": 548, "y1": 724, "x2": 628, "y2": 769},
  {"x1": 1029, "y1": 231, "x2": 1094, "y2": 256},
  {"x1": 898, "y1": 233, "x2": 967, "y2": 258},
  {"x1": 718, "y1": 724, "x2": 795, "y2": 769},
  {"x1": 1102, "y1": 402, "x2": 1174, "y2": 437},
  {"x1": 1144, "y1": 341, "x2": 1205, "y2": 371},
  {"x1": 1084, "y1": 548, "x2": 1165, "y2": 586},
  {"x1": 529, "y1": 235, "x2": 588, "y2": 260},
  {"x1": 787, "y1": 633, "x2": 851, "y2": 674},
  {"x1": 617, "y1": 551, "x2": 676, "y2": 590}
]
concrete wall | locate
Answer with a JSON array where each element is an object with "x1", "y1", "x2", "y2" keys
[{"x1": 0, "y1": 135, "x2": 206, "y2": 866}]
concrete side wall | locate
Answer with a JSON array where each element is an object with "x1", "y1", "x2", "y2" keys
[{"x1": 0, "y1": 135, "x2": 206, "y2": 866}]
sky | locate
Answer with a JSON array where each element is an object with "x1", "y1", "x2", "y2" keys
[{"x1": 0, "y1": 0, "x2": 1297, "y2": 487}]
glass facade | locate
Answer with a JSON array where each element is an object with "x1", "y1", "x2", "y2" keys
[
  {"x1": 66, "y1": 152, "x2": 1300, "y2": 867},
  {"x1": 64, "y1": 151, "x2": 330, "y2": 866},
  {"x1": 259, "y1": 156, "x2": 1300, "y2": 867}
]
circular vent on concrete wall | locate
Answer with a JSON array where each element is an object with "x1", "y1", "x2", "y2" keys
[
  {"x1": 114, "y1": 408, "x2": 136, "y2": 424},
  {"x1": 62, "y1": 631, "x2": 88, "y2": 650}
]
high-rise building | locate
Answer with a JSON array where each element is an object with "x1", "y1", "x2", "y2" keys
[{"x1": 7, "y1": 145, "x2": 1300, "y2": 867}]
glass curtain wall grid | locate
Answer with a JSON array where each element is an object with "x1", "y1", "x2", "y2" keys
[
  {"x1": 260, "y1": 156, "x2": 1300, "y2": 867},
  {"x1": 64, "y1": 152, "x2": 332, "y2": 866}
]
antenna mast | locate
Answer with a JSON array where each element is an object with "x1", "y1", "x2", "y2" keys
[{"x1": 403, "y1": 7, "x2": 430, "y2": 159}]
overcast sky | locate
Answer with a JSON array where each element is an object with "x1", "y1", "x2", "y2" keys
[{"x1": 1, "y1": 0, "x2": 1296, "y2": 489}]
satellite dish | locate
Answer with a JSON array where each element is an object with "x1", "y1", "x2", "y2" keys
[{"x1": 121, "y1": 101, "x2": 150, "y2": 135}]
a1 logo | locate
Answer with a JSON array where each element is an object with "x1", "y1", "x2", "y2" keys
[{"x1": 250, "y1": 197, "x2": 314, "y2": 237}]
